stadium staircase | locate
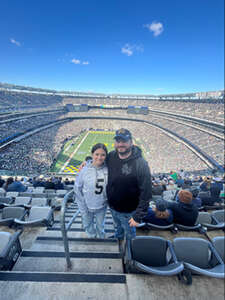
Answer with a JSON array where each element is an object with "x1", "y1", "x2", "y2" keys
[{"x1": 0, "y1": 201, "x2": 128, "y2": 299}]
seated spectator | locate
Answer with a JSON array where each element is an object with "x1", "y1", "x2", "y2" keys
[
  {"x1": 3, "y1": 177, "x2": 27, "y2": 192},
  {"x1": 200, "y1": 177, "x2": 211, "y2": 192},
  {"x1": 64, "y1": 178, "x2": 70, "y2": 185},
  {"x1": 32, "y1": 176, "x2": 45, "y2": 187},
  {"x1": 170, "y1": 171, "x2": 178, "y2": 182},
  {"x1": 167, "y1": 190, "x2": 199, "y2": 226},
  {"x1": 152, "y1": 180, "x2": 164, "y2": 195},
  {"x1": 184, "y1": 177, "x2": 192, "y2": 186},
  {"x1": 0, "y1": 176, "x2": 5, "y2": 187},
  {"x1": 176, "y1": 175, "x2": 184, "y2": 188},
  {"x1": 44, "y1": 177, "x2": 55, "y2": 189},
  {"x1": 179, "y1": 169, "x2": 186, "y2": 179},
  {"x1": 208, "y1": 179, "x2": 223, "y2": 205},
  {"x1": 54, "y1": 177, "x2": 64, "y2": 190},
  {"x1": 189, "y1": 187, "x2": 202, "y2": 208},
  {"x1": 166, "y1": 179, "x2": 177, "y2": 190},
  {"x1": 143, "y1": 199, "x2": 173, "y2": 226}
]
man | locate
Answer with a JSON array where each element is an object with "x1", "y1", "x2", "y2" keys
[
  {"x1": 106, "y1": 128, "x2": 152, "y2": 240},
  {"x1": 167, "y1": 190, "x2": 198, "y2": 226}
]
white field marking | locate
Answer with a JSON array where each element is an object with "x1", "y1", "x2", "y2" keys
[
  {"x1": 60, "y1": 131, "x2": 90, "y2": 173},
  {"x1": 64, "y1": 136, "x2": 79, "y2": 153}
]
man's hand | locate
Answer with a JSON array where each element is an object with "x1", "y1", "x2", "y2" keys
[
  {"x1": 78, "y1": 161, "x2": 87, "y2": 172},
  {"x1": 129, "y1": 218, "x2": 140, "y2": 227}
]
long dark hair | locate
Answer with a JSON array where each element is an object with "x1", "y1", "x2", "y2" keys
[
  {"x1": 91, "y1": 143, "x2": 108, "y2": 155},
  {"x1": 4, "y1": 177, "x2": 14, "y2": 191}
]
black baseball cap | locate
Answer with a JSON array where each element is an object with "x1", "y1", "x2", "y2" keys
[
  {"x1": 155, "y1": 199, "x2": 167, "y2": 212},
  {"x1": 114, "y1": 128, "x2": 132, "y2": 141}
]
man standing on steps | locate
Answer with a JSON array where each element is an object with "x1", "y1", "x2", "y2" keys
[{"x1": 106, "y1": 128, "x2": 152, "y2": 240}]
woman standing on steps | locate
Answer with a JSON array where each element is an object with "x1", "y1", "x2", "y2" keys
[{"x1": 74, "y1": 143, "x2": 108, "y2": 238}]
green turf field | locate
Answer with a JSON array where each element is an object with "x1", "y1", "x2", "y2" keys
[{"x1": 50, "y1": 130, "x2": 115, "y2": 174}]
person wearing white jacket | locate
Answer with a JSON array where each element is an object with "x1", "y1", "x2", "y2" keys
[{"x1": 74, "y1": 143, "x2": 108, "y2": 238}]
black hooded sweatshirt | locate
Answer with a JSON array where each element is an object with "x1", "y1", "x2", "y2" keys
[
  {"x1": 167, "y1": 201, "x2": 199, "y2": 226},
  {"x1": 106, "y1": 145, "x2": 152, "y2": 223}
]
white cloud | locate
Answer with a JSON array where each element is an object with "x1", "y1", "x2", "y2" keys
[
  {"x1": 71, "y1": 58, "x2": 81, "y2": 64},
  {"x1": 71, "y1": 58, "x2": 90, "y2": 65},
  {"x1": 121, "y1": 44, "x2": 133, "y2": 56},
  {"x1": 10, "y1": 38, "x2": 21, "y2": 46},
  {"x1": 144, "y1": 21, "x2": 164, "y2": 36},
  {"x1": 121, "y1": 44, "x2": 143, "y2": 56}
]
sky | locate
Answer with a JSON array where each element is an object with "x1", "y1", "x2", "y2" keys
[{"x1": 0, "y1": 0, "x2": 224, "y2": 95}]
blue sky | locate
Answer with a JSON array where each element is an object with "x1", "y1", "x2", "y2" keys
[{"x1": 0, "y1": 0, "x2": 224, "y2": 95}]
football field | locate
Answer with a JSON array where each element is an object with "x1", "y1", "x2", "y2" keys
[{"x1": 50, "y1": 130, "x2": 115, "y2": 175}]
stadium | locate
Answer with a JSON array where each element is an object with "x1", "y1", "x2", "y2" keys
[{"x1": 0, "y1": 83, "x2": 224, "y2": 299}]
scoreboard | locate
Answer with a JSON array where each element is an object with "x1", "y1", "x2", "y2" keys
[
  {"x1": 65, "y1": 104, "x2": 89, "y2": 112},
  {"x1": 127, "y1": 105, "x2": 149, "y2": 115}
]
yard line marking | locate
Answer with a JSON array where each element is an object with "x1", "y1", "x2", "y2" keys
[{"x1": 60, "y1": 131, "x2": 89, "y2": 173}]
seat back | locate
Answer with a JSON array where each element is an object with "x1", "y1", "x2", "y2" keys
[
  {"x1": 0, "y1": 197, "x2": 13, "y2": 205},
  {"x1": 0, "y1": 232, "x2": 11, "y2": 254},
  {"x1": 173, "y1": 238, "x2": 210, "y2": 269},
  {"x1": 28, "y1": 207, "x2": 51, "y2": 221},
  {"x1": 56, "y1": 189, "x2": 67, "y2": 196},
  {"x1": 198, "y1": 191, "x2": 210, "y2": 199},
  {"x1": 212, "y1": 210, "x2": 225, "y2": 223},
  {"x1": 163, "y1": 190, "x2": 176, "y2": 201},
  {"x1": 0, "y1": 188, "x2": 5, "y2": 197},
  {"x1": 197, "y1": 212, "x2": 212, "y2": 224},
  {"x1": 212, "y1": 237, "x2": 225, "y2": 263},
  {"x1": 34, "y1": 187, "x2": 45, "y2": 193},
  {"x1": 131, "y1": 236, "x2": 168, "y2": 267},
  {"x1": 15, "y1": 197, "x2": 31, "y2": 205},
  {"x1": 31, "y1": 198, "x2": 47, "y2": 207},
  {"x1": 2, "y1": 207, "x2": 26, "y2": 219},
  {"x1": 6, "y1": 192, "x2": 19, "y2": 198}
]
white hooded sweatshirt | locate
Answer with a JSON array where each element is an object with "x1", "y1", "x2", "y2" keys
[{"x1": 74, "y1": 163, "x2": 108, "y2": 214}]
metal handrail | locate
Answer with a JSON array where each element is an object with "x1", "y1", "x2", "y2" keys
[{"x1": 60, "y1": 190, "x2": 80, "y2": 268}]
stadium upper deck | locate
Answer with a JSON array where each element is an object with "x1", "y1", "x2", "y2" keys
[
  {"x1": 0, "y1": 83, "x2": 224, "y2": 176},
  {"x1": 0, "y1": 82, "x2": 224, "y2": 102}
]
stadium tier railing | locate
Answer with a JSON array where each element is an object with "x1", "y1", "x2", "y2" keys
[{"x1": 60, "y1": 190, "x2": 79, "y2": 268}]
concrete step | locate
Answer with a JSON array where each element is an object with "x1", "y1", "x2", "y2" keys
[
  {"x1": 36, "y1": 230, "x2": 116, "y2": 239},
  {"x1": 47, "y1": 227, "x2": 115, "y2": 233},
  {"x1": 30, "y1": 237, "x2": 120, "y2": 252},
  {"x1": 54, "y1": 220, "x2": 114, "y2": 225},
  {"x1": 0, "y1": 272, "x2": 127, "y2": 300},
  {"x1": 51, "y1": 222, "x2": 114, "y2": 230},
  {"x1": 13, "y1": 251, "x2": 123, "y2": 273},
  {"x1": 61, "y1": 215, "x2": 114, "y2": 221}
]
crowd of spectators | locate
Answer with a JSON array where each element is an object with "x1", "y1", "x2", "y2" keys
[
  {"x1": 64, "y1": 97, "x2": 224, "y2": 124},
  {"x1": 0, "y1": 91, "x2": 63, "y2": 108},
  {"x1": 0, "y1": 91, "x2": 223, "y2": 177},
  {"x1": 0, "y1": 175, "x2": 74, "y2": 192},
  {"x1": 0, "y1": 112, "x2": 66, "y2": 141},
  {"x1": 1, "y1": 170, "x2": 224, "y2": 228}
]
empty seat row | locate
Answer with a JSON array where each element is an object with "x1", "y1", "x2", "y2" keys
[
  {"x1": 125, "y1": 236, "x2": 225, "y2": 284},
  {"x1": 0, "y1": 189, "x2": 68, "y2": 199},
  {"x1": 1, "y1": 196, "x2": 49, "y2": 208},
  {"x1": 0, "y1": 231, "x2": 22, "y2": 270},
  {"x1": 0, "y1": 206, "x2": 54, "y2": 227}
]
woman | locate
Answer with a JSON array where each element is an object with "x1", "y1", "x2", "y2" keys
[{"x1": 74, "y1": 143, "x2": 108, "y2": 238}]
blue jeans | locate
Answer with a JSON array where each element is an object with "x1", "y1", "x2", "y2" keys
[
  {"x1": 110, "y1": 208, "x2": 136, "y2": 240},
  {"x1": 82, "y1": 206, "x2": 107, "y2": 238}
]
